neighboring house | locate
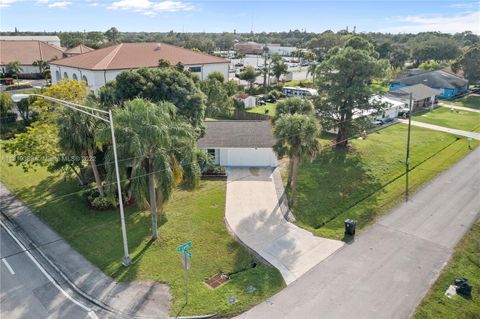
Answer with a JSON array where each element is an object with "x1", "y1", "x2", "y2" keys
[
  {"x1": 233, "y1": 42, "x2": 263, "y2": 55},
  {"x1": 64, "y1": 44, "x2": 94, "y2": 57},
  {"x1": 389, "y1": 70, "x2": 468, "y2": 99},
  {"x1": 0, "y1": 40, "x2": 65, "y2": 76},
  {"x1": 0, "y1": 35, "x2": 61, "y2": 47},
  {"x1": 371, "y1": 95, "x2": 407, "y2": 120},
  {"x1": 198, "y1": 120, "x2": 278, "y2": 167},
  {"x1": 49, "y1": 42, "x2": 230, "y2": 91},
  {"x1": 387, "y1": 84, "x2": 440, "y2": 112},
  {"x1": 282, "y1": 86, "x2": 318, "y2": 97},
  {"x1": 234, "y1": 94, "x2": 256, "y2": 108}
]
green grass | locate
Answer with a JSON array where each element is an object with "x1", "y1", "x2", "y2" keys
[
  {"x1": 246, "y1": 102, "x2": 277, "y2": 117},
  {"x1": 283, "y1": 79, "x2": 313, "y2": 87},
  {"x1": 0, "y1": 148, "x2": 284, "y2": 317},
  {"x1": 290, "y1": 124, "x2": 479, "y2": 239},
  {"x1": 414, "y1": 221, "x2": 480, "y2": 319},
  {"x1": 445, "y1": 95, "x2": 480, "y2": 110},
  {"x1": 413, "y1": 107, "x2": 480, "y2": 132}
]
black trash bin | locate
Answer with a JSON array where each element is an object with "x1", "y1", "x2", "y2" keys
[
  {"x1": 455, "y1": 278, "x2": 472, "y2": 296},
  {"x1": 344, "y1": 219, "x2": 357, "y2": 236}
]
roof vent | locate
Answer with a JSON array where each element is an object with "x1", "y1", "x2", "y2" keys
[{"x1": 155, "y1": 43, "x2": 161, "y2": 51}]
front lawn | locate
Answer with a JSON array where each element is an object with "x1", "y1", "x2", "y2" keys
[
  {"x1": 290, "y1": 124, "x2": 478, "y2": 239},
  {"x1": 414, "y1": 221, "x2": 480, "y2": 319},
  {"x1": 0, "y1": 148, "x2": 284, "y2": 317},
  {"x1": 246, "y1": 102, "x2": 277, "y2": 117},
  {"x1": 445, "y1": 95, "x2": 480, "y2": 110},
  {"x1": 413, "y1": 107, "x2": 480, "y2": 132}
]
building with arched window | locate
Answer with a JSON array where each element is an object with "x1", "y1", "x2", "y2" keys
[
  {"x1": 82, "y1": 75, "x2": 88, "y2": 85},
  {"x1": 63, "y1": 72, "x2": 69, "y2": 79},
  {"x1": 49, "y1": 42, "x2": 229, "y2": 91},
  {"x1": 72, "y1": 73, "x2": 78, "y2": 81}
]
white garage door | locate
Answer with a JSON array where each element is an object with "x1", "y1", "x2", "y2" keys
[{"x1": 220, "y1": 148, "x2": 275, "y2": 167}]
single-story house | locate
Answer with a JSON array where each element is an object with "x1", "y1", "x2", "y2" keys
[
  {"x1": 49, "y1": 42, "x2": 230, "y2": 91},
  {"x1": 266, "y1": 44, "x2": 297, "y2": 56},
  {"x1": 64, "y1": 44, "x2": 94, "y2": 57},
  {"x1": 0, "y1": 40, "x2": 65, "y2": 76},
  {"x1": 389, "y1": 70, "x2": 468, "y2": 99},
  {"x1": 198, "y1": 120, "x2": 277, "y2": 167},
  {"x1": 371, "y1": 95, "x2": 407, "y2": 120},
  {"x1": 387, "y1": 84, "x2": 440, "y2": 112}
]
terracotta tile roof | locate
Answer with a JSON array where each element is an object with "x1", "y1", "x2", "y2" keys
[
  {"x1": 50, "y1": 42, "x2": 228, "y2": 70},
  {"x1": 198, "y1": 120, "x2": 275, "y2": 148},
  {"x1": 0, "y1": 40, "x2": 65, "y2": 65},
  {"x1": 64, "y1": 44, "x2": 94, "y2": 55}
]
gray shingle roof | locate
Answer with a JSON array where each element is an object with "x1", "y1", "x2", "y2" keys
[
  {"x1": 198, "y1": 120, "x2": 275, "y2": 148},
  {"x1": 392, "y1": 70, "x2": 468, "y2": 89},
  {"x1": 388, "y1": 84, "x2": 441, "y2": 101}
]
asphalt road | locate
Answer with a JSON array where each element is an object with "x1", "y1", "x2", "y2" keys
[
  {"x1": 0, "y1": 226, "x2": 95, "y2": 319},
  {"x1": 239, "y1": 146, "x2": 480, "y2": 319}
]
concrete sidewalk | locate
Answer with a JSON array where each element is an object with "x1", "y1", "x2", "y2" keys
[
  {"x1": 225, "y1": 168, "x2": 344, "y2": 285},
  {"x1": 399, "y1": 119, "x2": 480, "y2": 140},
  {"x1": 238, "y1": 146, "x2": 480, "y2": 319},
  {"x1": 438, "y1": 102, "x2": 480, "y2": 113},
  {"x1": 0, "y1": 183, "x2": 171, "y2": 318}
]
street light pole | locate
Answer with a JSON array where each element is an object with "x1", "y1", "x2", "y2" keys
[
  {"x1": 405, "y1": 92, "x2": 413, "y2": 202},
  {"x1": 108, "y1": 110, "x2": 131, "y2": 266},
  {"x1": 11, "y1": 94, "x2": 131, "y2": 266}
]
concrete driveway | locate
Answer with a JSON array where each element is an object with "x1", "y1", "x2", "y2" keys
[
  {"x1": 237, "y1": 147, "x2": 480, "y2": 319},
  {"x1": 225, "y1": 167, "x2": 344, "y2": 285}
]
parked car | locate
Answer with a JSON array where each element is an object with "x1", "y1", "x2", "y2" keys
[
  {"x1": 265, "y1": 95, "x2": 277, "y2": 103},
  {"x1": 257, "y1": 99, "x2": 266, "y2": 106},
  {"x1": 234, "y1": 62, "x2": 244, "y2": 67}
]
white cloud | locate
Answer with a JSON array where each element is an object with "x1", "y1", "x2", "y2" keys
[
  {"x1": 47, "y1": 1, "x2": 72, "y2": 8},
  {"x1": 385, "y1": 11, "x2": 480, "y2": 34},
  {"x1": 108, "y1": 0, "x2": 194, "y2": 17},
  {"x1": 0, "y1": 0, "x2": 19, "y2": 8}
]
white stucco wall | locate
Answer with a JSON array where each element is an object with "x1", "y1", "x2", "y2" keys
[
  {"x1": 50, "y1": 63, "x2": 229, "y2": 91},
  {"x1": 1, "y1": 65, "x2": 40, "y2": 75}
]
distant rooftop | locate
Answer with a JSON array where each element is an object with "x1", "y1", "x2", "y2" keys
[
  {"x1": 0, "y1": 40, "x2": 65, "y2": 65},
  {"x1": 50, "y1": 42, "x2": 228, "y2": 70},
  {"x1": 65, "y1": 44, "x2": 94, "y2": 55},
  {"x1": 0, "y1": 35, "x2": 60, "y2": 42},
  {"x1": 198, "y1": 121, "x2": 275, "y2": 149},
  {"x1": 392, "y1": 70, "x2": 468, "y2": 90},
  {"x1": 388, "y1": 84, "x2": 441, "y2": 101}
]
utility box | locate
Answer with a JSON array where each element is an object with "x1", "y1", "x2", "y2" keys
[{"x1": 344, "y1": 219, "x2": 357, "y2": 236}]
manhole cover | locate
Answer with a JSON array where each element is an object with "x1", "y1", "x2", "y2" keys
[
  {"x1": 205, "y1": 273, "x2": 229, "y2": 289},
  {"x1": 228, "y1": 297, "x2": 237, "y2": 304}
]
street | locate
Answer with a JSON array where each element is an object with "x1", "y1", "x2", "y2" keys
[
  {"x1": 0, "y1": 225, "x2": 96, "y2": 319},
  {"x1": 239, "y1": 146, "x2": 480, "y2": 319}
]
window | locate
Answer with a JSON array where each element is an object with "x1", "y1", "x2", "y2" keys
[
  {"x1": 189, "y1": 66, "x2": 202, "y2": 73},
  {"x1": 72, "y1": 74, "x2": 78, "y2": 81},
  {"x1": 82, "y1": 75, "x2": 88, "y2": 85},
  {"x1": 55, "y1": 70, "x2": 60, "y2": 82},
  {"x1": 207, "y1": 149, "x2": 216, "y2": 161},
  {"x1": 63, "y1": 72, "x2": 69, "y2": 79}
]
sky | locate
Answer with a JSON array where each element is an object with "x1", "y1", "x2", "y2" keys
[{"x1": 0, "y1": 0, "x2": 479, "y2": 34}]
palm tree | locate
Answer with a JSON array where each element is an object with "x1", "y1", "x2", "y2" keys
[
  {"x1": 6, "y1": 61, "x2": 22, "y2": 80},
  {"x1": 57, "y1": 102, "x2": 105, "y2": 196},
  {"x1": 307, "y1": 63, "x2": 318, "y2": 82},
  {"x1": 96, "y1": 98, "x2": 200, "y2": 240},
  {"x1": 274, "y1": 114, "x2": 320, "y2": 205},
  {"x1": 32, "y1": 60, "x2": 50, "y2": 80}
]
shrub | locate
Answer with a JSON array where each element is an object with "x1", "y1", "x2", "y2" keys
[
  {"x1": 268, "y1": 89, "x2": 282, "y2": 99},
  {"x1": 0, "y1": 111, "x2": 17, "y2": 124},
  {"x1": 91, "y1": 197, "x2": 114, "y2": 211}
]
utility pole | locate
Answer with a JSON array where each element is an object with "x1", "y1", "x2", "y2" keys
[
  {"x1": 405, "y1": 92, "x2": 413, "y2": 202},
  {"x1": 263, "y1": 44, "x2": 268, "y2": 90}
]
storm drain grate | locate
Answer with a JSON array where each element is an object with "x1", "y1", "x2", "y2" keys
[{"x1": 205, "y1": 273, "x2": 229, "y2": 289}]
